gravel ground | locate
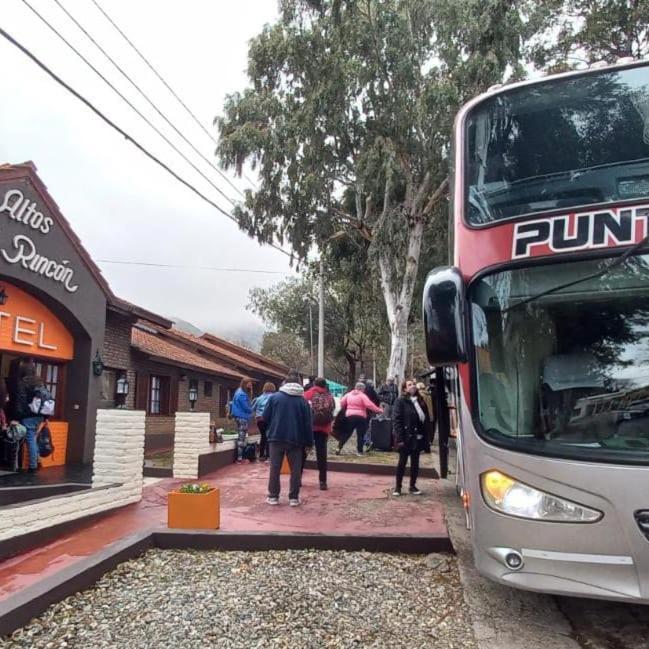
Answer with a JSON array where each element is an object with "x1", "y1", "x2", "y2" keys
[{"x1": 3, "y1": 549, "x2": 475, "y2": 649}]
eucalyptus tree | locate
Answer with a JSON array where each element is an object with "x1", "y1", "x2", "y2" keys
[{"x1": 217, "y1": 0, "x2": 529, "y2": 381}]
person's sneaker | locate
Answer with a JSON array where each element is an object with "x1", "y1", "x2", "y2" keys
[
  {"x1": 392, "y1": 489, "x2": 402, "y2": 497},
  {"x1": 236, "y1": 459, "x2": 244, "y2": 465},
  {"x1": 289, "y1": 498, "x2": 301, "y2": 507},
  {"x1": 319, "y1": 482, "x2": 328, "y2": 491},
  {"x1": 409, "y1": 487, "x2": 423, "y2": 495},
  {"x1": 266, "y1": 496, "x2": 279, "y2": 505},
  {"x1": 356, "y1": 452, "x2": 364, "y2": 457},
  {"x1": 335, "y1": 447, "x2": 342, "y2": 456}
]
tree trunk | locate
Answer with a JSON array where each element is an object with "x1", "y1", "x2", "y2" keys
[
  {"x1": 378, "y1": 218, "x2": 425, "y2": 383},
  {"x1": 388, "y1": 311, "x2": 408, "y2": 383},
  {"x1": 344, "y1": 351, "x2": 357, "y2": 387}
]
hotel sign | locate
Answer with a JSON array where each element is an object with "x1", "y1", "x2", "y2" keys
[
  {"x1": 0, "y1": 281, "x2": 74, "y2": 360},
  {"x1": 0, "y1": 188, "x2": 79, "y2": 293}
]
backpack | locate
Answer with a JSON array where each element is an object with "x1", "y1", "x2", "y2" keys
[
  {"x1": 29, "y1": 387, "x2": 56, "y2": 416},
  {"x1": 4, "y1": 423, "x2": 26, "y2": 443},
  {"x1": 310, "y1": 391, "x2": 335, "y2": 427},
  {"x1": 38, "y1": 423, "x2": 54, "y2": 458}
]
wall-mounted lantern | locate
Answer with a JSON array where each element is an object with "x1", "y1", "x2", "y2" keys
[
  {"x1": 92, "y1": 351, "x2": 105, "y2": 377},
  {"x1": 189, "y1": 381, "x2": 198, "y2": 410},
  {"x1": 116, "y1": 374, "x2": 129, "y2": 395}
]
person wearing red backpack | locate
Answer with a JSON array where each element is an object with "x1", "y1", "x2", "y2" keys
[{"x1": 304, "y1": 377, "x2": 335, "y2": 490}]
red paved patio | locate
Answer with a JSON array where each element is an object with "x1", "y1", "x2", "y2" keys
[{"x1": 0, "y1": 463, "x2": 447, "y2": 602}]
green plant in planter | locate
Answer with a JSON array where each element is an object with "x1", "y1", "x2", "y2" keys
[{"x1": 178, "y1": 483, "x2": 213, "y2": 494}]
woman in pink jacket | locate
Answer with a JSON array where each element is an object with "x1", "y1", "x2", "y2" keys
[{"x1": 339, "y1": 382, "x2": 383, "y2": 456}]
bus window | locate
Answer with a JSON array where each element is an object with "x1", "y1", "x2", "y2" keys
[
  {"x1": 470, "y1": 253, "x2": 649, "y2": 461},
  {"x1": 466, "y1": 66, "x2": 649, "y2": 224}
]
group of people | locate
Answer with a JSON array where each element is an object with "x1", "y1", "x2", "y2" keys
[
  {"x1": 230, "y1": 371, "x2": 435, "y2": 505},
  {"x1": 0, "y1": 357, "x2": 50, "y2": 473}
]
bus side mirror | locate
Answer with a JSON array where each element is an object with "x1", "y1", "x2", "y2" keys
[{"x1": 423, "y1": 266, "x2": 468, "y2": 365}]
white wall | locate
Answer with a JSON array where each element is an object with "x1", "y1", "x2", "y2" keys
[{"x1": 0, "y1": 409, "x2": 146, "y2": 542}]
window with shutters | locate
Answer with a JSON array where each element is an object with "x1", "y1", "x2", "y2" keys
[
  {"x1": 148, "y1": 375, "x2": 171, "y2": 415},
  {"x1": 150, "y1": 376, "x2": 162, "y2": 414}
]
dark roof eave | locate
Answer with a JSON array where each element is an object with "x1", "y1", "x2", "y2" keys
[{"x1": 109, "y1": 299, "x2": 172, "y2": 328}]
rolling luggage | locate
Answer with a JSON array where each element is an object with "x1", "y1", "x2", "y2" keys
[
  {"x1": 243, "y1": 442, "x2": 258, "y2": 462},
  {"x1": 370, "y1": 417, "x2": 393, "y2": 451}
]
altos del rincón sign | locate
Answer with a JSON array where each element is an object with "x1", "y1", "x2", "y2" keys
[{"x1": 0, "y1": 189, "x2": 79, "y2": 293}]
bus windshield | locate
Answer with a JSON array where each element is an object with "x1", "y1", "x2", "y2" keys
[
  {"x1": 471, "y1": 253, "x2": 649, "y2": 463},
  {"x1": 466, "y1": 65, "x2": 649, "y2": 225}
]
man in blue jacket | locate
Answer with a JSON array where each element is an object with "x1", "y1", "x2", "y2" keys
[
  {"x1": 263, "y1": 372, "x2": 313, "y2": 506},
  {"x1": 230, "y1": 378, "x2": 253, "y2": 463}
]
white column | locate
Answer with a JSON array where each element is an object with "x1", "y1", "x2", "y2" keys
[
  {"x1": 92, "y1": 409, "x2": 146, "y2": 492},
  {"x1": 173, "y1": 412, "x2": 211, "y2": 479}
]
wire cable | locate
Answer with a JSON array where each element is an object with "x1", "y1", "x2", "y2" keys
[
  {"x1": 87, "y1": 0, "x2": 258, "y2": 191},
  {"x1": 0, "y1": 25, "x2": 291, "y2": 258},
  {"x1": 97, "y1": 260, "x2": 286, "y2": 274},
  {"x1": 52, "y1": 0, "x2": 246, "y2": 199},
  {"x1": 21, "y1": 0, "x2": 238, "y2": 209}
]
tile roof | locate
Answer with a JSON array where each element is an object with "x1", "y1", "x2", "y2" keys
[
  {"x1": 201, "y1": 333, "x2": 289, "y2": 374},
  {"x1": 170, "y1": 328, "x2": 287, "y2": 379},
  {"x1": 131, "y1": 327, "x2": 242, "y2": 380}
]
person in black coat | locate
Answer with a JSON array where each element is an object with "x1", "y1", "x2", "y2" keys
[{"x1": 392, "y1": 378, "x2": 434, "y2": 496}]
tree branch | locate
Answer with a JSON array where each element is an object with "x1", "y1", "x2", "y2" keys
[{"x1": 422, "y1": 177, "x2": 449, "y2": 216}]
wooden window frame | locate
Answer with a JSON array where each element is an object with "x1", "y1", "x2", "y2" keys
[
  {"x1": 34, "y1": 360, "x2": 66, "y2": 419},
  {"x1": 204, "y1": 380, "x2": 213, "y2": 398}
]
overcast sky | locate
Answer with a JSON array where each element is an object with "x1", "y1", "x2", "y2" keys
[{"x1": 0, "y1": 0, "x2": 293, "y2": 339}]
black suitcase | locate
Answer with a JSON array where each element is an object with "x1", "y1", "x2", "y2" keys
[
  {"x1": 243, "y1": 442, "x2": 258, "y2": 462},
  {"x1": 370, "y1": 417, "x2": 393, "y2": 451}
]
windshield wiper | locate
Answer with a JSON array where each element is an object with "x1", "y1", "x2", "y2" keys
[{"x1": 504, "y1": 233, "x2": 649, "y2": 313}]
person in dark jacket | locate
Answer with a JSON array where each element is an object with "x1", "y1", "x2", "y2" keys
[
  {"x1": 378, "y1": 376, "x2": 398, "y2": 417},
  {"x1": 251, "y1": 382, "x2": 276, "y2": 461},
  {"x1": 392, "y1": 378, "x2": 434, "y2": 496},
  {"x1": 263, "y1": 372, "x2": 314, "y2": 506},
  {"x1": 7, "y1": 358, "x2": 44, "y2": 472},
  {"x1": 358, "y1": 374, "x2": 380, "y2": 406},
  {"x1": 230, "y1": 378, "x2": 254, "y2": 463},
  {"x1": 303, "y1": 377, "x2": 335, "y2": 490}
]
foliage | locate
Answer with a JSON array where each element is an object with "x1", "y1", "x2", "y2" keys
[
  {"x1": 178, "y1": 483, "x2": 213, "y2": 494},
  {"x1": 249, "y1": 258, "x2": 387, "y2": 384},
  {"x1": 527, "y1": 1, "x2": 649, "y2": 71},
  {"x1": 260, "y1": 331, "x2": 312, "y2": 373},
  {"x1": 217, "y1": 0, "x2": 527, "y2": 381}
]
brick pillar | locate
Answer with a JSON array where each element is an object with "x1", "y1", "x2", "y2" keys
[
  {"x1": 173, "y1": 412, "x2": 210, "y2": 479},
  {"x1": 92, "y1": 409, "x2": 146, "y2": 493}
]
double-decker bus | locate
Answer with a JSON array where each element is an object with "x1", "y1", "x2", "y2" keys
[{"x1": 424, "y1": 59, "x2": 649, "y2": 602}]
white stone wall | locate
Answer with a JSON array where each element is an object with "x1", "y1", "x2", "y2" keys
[
  {"x1": 93, "y1": 409, "x2": 146, "y2": 490},
  {"x1": 173, "y1": 412, "x2": 211, "y2": 479},
  {"x1": 0, "y1": 409, "x2": 146, "y2": 542}
]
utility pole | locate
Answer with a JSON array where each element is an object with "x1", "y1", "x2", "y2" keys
[
  {"x1": 308, "y1": 302, "x2": 315, "y2": 376},
  {"x1": 318, "y1": 258, "x2": 325, "y2": 376}
]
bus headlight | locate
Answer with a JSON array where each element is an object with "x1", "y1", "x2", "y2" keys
[{"x1": 481, "y1": 471, "x2": 602, "y2": 522}]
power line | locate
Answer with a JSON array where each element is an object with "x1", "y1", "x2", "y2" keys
[
  {"x1": 21, "y1": 0, "x2": 238, "y2": 209},
  {"x1": 50, "y1": 0, "x2": 247, "y2": 200},
  {"x1": 0, "y1": 25, "x2": 291, "y2": 259},
  {"x1": 97, "y1": 260, "x2": 286, "y2": 274},
  {"x1": 87, "y1": 0, "x2": 258, "y2": 191}
]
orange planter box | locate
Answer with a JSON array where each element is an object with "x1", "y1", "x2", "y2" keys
[
  {"x1": 168, "y1": 487, "x2": 220, "y2": 529},
  {"x1": 22, "y1": 420, "x2": 68, "y2": 469}
]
